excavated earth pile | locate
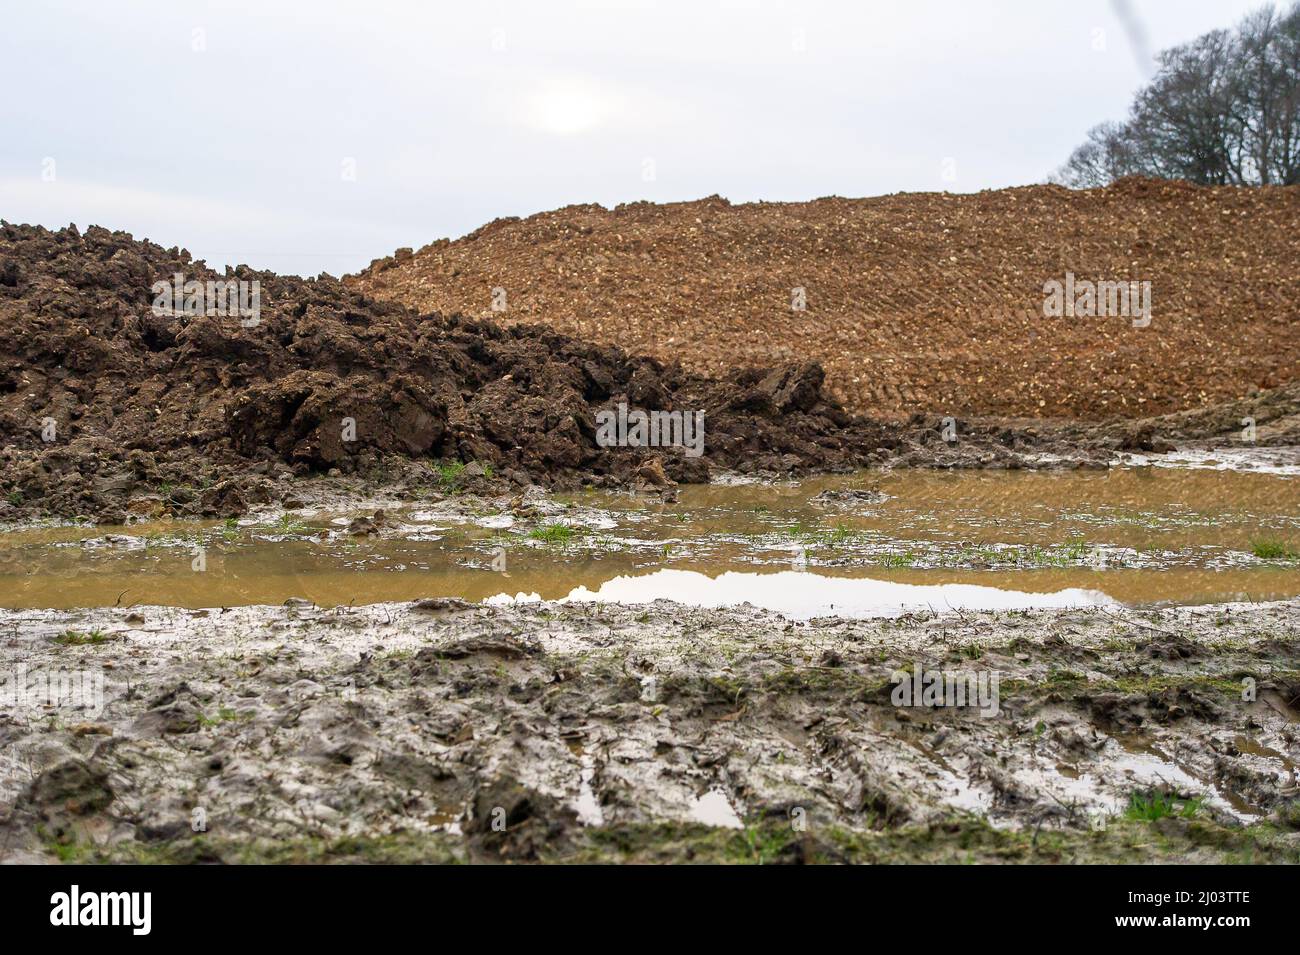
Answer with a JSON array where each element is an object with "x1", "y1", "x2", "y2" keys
[
  {"x1": 350, "y1": 178, "x2": 1300, "y2": 420},
  {"x1": 2, "y1": 218, "x2": 1295, "y2": 523},
  {"x1": 0, "y1": 222, "x2": 948, "y2": 522}
]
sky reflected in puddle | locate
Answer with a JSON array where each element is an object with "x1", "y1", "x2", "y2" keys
[{"x1": 489, "y1": 568, "x2": 1115, "y2": 619}]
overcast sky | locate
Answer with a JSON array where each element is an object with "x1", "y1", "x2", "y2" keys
[{"x1": 0, "y1": 0, "x2": 1275, "y2": 275}]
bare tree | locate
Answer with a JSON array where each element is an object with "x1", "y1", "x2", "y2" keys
[{"x1": 1054, "y1": 2, "x2": 1300, "y2": 187}]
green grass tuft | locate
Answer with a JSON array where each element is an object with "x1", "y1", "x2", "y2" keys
[
  {"x1": 529, "y1": 523, "x2": 579, "y2": 546},
  {"x1": 1250, "y1": 536, "x2": 1299, "y2": 560},
  {"x1": 1124, "y1": 790, "x2": 1204, "y2": 822},
  {"x1": 53, "y1": 629, "x2": 112, "y2": 646}
]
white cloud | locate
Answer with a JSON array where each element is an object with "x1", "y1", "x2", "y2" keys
[{"x1": 521, "y1": 77, "x2": 622, "y2": 135}]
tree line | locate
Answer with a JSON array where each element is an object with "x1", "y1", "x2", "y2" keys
[{"x1": 1055, "y1": 2, "x2": 1300, "y2": 187}]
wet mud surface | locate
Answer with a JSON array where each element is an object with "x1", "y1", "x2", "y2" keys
[{"x1": 2, "y1": 597, "x2": 1298, "y2": 864}]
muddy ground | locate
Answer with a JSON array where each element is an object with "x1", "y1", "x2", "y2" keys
[
  {"x1": 2, "y1": 596, "x2": 1297, "y2": 864},
  {"x1": 4, "y1": 221, "x2": 1298, "y2": 526},
  {"x1": 3, "y1": 218, "x2": 1297, "y2": 865}
]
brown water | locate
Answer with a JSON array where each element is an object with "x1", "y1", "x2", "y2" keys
[{"x1": 1, "y1": 465, "x2": 1296, "y2": 613}]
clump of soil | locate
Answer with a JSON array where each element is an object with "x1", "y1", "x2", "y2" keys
[{"x1": 349, "y1": 178, "x2": 1300, "y2": 420}]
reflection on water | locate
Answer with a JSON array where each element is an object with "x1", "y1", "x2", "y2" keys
[
  {"x1": 488, "y1": 569, "x2": 1115, "y2": 619},
  {"x1": 688, "y1": 789, "x2": 743, "y2": 829},
  {"x1": 0, "y1": 464, "x2": 1296, "y2": 612}
]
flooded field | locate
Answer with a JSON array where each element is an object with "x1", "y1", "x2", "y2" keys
[
  {"x1": 4, "y1": 458, "x2": 1299, "y2": 865},
  {"x1": 1, "y1": 464, "x2": 1296, "y2": 614}
]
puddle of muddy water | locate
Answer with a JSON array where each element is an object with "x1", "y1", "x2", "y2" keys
[
  {"x1": 689, "y1": 788, "x2": 744, "y2": 829},
  {"x1": 1020, "y1": 733, "x2": 1270, "y2": 823},
  {"x1": 1, "y1": 464, "x2": 1296, "y2": 615}
]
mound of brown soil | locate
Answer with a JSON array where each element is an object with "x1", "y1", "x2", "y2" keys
[
  {"x1": 0, "y1": 222, "x2": 927, "y2": 519},
  {"x1": 349, "y1": 178, "x2": 1300, "y2": 420}
]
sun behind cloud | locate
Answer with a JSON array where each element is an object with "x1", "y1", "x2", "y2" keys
[{"x1": 524, "y1": 77, "x2": 620, "y2": 134}]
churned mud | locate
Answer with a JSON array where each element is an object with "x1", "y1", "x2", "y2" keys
[{"x1": 1, "y1": 596, "x2": 1297, "y2": 864}]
